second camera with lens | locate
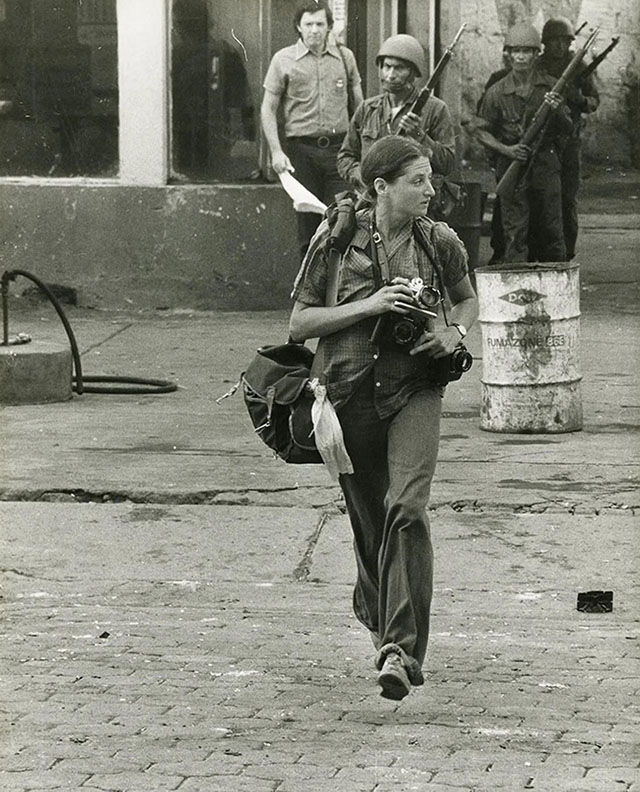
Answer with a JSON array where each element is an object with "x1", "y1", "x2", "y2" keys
[{"x1": 430, "y1": 342, "x2": 473, "y2": 385}]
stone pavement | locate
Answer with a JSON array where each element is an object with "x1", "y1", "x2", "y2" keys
[{"x1": 0, "y1": 210, "x2": 639, "y2": 791}]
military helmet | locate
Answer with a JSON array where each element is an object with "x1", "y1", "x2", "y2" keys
[
  {"x1": 376, "y1": 34, "x2": 426, "y2": 77},
  {"x1": 504, "y1": 23, "x2": 542, "y2": 50},
  {"x1": 542, "y1": 17, "x2": 575, "y2": 43}
]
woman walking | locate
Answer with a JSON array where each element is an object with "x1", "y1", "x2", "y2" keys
[{"x1": 289, "y1": 135, "x2": 478, "y2": 700}]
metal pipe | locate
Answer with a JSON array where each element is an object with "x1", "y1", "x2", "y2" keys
[{"x1": 2, "y1": 270, "x2": 13, "y2": 346}]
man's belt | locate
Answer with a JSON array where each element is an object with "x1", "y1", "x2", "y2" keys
[{"x1": 287, "y1": 133, "x2": 345, "y2": 149}]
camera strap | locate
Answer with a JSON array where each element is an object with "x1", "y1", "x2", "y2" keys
[
  {"x1": 368, "y1": 220, "x2": 390, "y2": 288},
  {"x1": 412, "y1": 221, "x2": 452, "y2": 328},
  {"x1": 368, "y1": 217, "x2": 453, "y2": 327}
]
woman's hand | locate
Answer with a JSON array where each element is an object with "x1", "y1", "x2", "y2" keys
[
  {"x1": 366, "y1": 280, "x2": 414, "y2": 316},
  {"x1": 409, "y1": 325, "x2": 461, "y2": 358}
]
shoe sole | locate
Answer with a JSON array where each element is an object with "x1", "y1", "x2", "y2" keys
[{"x1": 378, "y1": 669, "x2": 410, "y2": 700}]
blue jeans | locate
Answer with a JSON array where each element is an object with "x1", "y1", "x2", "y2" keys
[{"x1": 337, "y1": 380, "x2": 442, "y2": 684}]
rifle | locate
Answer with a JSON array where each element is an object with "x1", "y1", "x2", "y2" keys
[
  {"x1": 579, "y1": 36, "x2": 620, "y2": 82},
  {"x1": 396, "y1": 23, "x2": 466, "y2": 133},
  {"x1": 496, "y1": 27, "x2": 599, "y2": 199}
]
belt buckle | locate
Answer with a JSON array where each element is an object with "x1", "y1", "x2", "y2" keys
[{"x1": 317, "y1": 135, "x2": 331, "y2": 149}]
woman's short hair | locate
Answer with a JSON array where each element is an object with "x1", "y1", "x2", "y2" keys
[
  {"x1": 360, "y1": 135, "x2": 429, "y2": 199},
  {"x1": 294, "y1": 1, "x2": 333, "y2": 32}
]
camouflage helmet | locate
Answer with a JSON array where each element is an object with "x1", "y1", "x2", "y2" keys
[
  {"x1": 542, "y1": 17, "x2": 575, "y2": 43},
  {"x1": 504, "y1": 23, "x2": 542, "y2": 50},
  {"x1": 376, "y1": 34, "x2": 426, "y2": 77}
]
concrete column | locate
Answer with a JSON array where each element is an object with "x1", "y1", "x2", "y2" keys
[{"x1": 117, "y1": 0, "x2": 169, "y2": 185}]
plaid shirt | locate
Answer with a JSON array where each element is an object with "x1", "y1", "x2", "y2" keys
[{"x1": 291, "y1": 208, "x2": 468, "y2": 417}]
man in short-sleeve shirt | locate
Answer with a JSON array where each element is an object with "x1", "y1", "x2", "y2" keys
[{"x1": 261, "y1": 1, "x2": 363, "y2": 259}]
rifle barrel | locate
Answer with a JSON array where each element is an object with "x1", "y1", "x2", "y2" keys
[
  {"x1": 582, "y1": 36, "x2": 620, "y2": 77},
  {"x1": 449, "y1": 22, "x2": 467, "y2": 49},
  {"x1": 398, "y1": 23, "x2": 467, "y2": 128}
]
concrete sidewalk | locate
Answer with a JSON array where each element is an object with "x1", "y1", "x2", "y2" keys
[{"x1": 0, "y1": 211, "x2": 639, "y2": 791}]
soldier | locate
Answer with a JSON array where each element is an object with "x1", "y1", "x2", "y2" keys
[
  {"x1": 261, "y1": 1, "x2": 363, "y2": 260},
  {"x1": 475, "y1": 23, "x2": 573, "y2": 262},
  {"x1": 476, "y1": 47, "x2": 512, "y2": 265},
  {"x1": 536, "y1": 17, "x2": 600, "y2": 260},
  {"x1": 337, "y1": 34, "x2": 456, "y2": 216}
]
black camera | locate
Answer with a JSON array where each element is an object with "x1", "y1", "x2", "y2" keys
[
  {"x1": 431, "y1": 343, "x2": 473, "y2": 385},
  {"x1": 371, "y1": 278, "x2": 440, "y2": 348}
]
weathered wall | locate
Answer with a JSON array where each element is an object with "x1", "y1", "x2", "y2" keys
[
  {"x1": 0, "y1": 183, "x2": 300, "y2": 311},
  {"x1": 438, "y1": 0, "x2": 640, "y2": 167}
]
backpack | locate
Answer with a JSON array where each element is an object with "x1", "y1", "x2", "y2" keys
[{"x1": 241, "y1": 341, "x2": 322, "y2": 465}]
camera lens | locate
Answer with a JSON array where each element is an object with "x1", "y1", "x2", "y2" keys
[
  {"x1": 451, "y1": 347, "x2": 473, "y2": 373},
  {"x1": 417, "y1": 286, "x2": 441, "y2": 309},
  {"x1": 391, "y1": 318, "x2": 418, "y2": 346}
]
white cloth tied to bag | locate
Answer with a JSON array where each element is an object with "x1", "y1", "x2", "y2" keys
[{"x1": 309, "y1": 379, "x2": 353, "y2": 480}]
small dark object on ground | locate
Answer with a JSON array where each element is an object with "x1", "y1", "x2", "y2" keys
[{"x1": 577, "y1": 590, "x2": 613, "y2": 613}]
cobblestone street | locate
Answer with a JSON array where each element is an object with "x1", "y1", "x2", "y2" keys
[{"x1": 1, "y1": 502, "x2": 638, "y2": 792}]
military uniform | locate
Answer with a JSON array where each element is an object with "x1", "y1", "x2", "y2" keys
[
  {"x1": 479, "y1": 68, "x2": 573, "y2": 262},
  {"x1": 535, "y1": 52, "x2": 599, "y2": 259},
  {"x1": 476, "y1": 66, "x2": 511, "y2": 264},
  {"x1": 337, "y1": 87, "x2": 456, "y2": 189}
]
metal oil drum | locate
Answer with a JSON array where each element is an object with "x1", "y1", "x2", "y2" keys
[{"x1": 475, "y1": 262, "x2": 582, "y2": 433}]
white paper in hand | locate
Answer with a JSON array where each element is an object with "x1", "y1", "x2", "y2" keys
[{"x1": 278, "y1": 171, "x2": 327, "y2": 215}]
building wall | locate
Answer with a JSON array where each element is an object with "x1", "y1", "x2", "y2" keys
[
  {"x1": 1, "y1": 183, "x2": 300, "y2": 311},
  {"x1": 437, "y1": 0, "x2": 640, "y2": 167}
]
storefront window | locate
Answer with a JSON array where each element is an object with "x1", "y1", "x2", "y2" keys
[
  {"x1": 0, "y1": 0, "x2": 118, "y2": 177},
  {"x1": 171, "y1": 0, "x2": 259, "y2": 182}
]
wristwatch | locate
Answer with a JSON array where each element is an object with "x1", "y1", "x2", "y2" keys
[{"x1": 451, "y1": 323, "x2": 467, "y2": 339}]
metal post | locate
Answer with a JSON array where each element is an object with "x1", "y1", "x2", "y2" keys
[{"x1": 1, "y1": 271, "x2": 10, "y2": 346}]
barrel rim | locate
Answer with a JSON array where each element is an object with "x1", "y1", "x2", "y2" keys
[{"x1": 476, "y1": 261, "x2": 580, "y2": 274}]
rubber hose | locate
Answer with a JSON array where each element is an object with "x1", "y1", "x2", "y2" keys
[{"x1": 2, "y1": 269, "x2": 178, "y2": 396}]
